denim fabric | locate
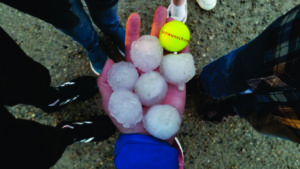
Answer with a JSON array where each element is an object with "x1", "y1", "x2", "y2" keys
[
  {"x1": 86, "y1": 0, "x2": 125, "y2": 54},
  {"x1": 57, "y1": 0, "x2": 122, "y2": 73},
  {"x1": 57, "y1": 0, "x2": 120, "y2": 49},
  {"x1": 199, "y1": 45, "x2": 248, "y2": 99},
  {"x1": 58, "y1": 0, "x2": 101, "y2": 50},
  {"x1": 86, "y1": 0, "x2": 121, "y2": 34}
]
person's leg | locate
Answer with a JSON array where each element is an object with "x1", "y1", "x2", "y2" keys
[
  {"x1": 0, "y1": 27, "x2": 98, "y2": 112},
  {"x1": 0, "y1": 26, "x2": 57, "y2": 107},
  {"x1": 232, "y1": 92, "x2": 300, "y2": 144},
  {"x1": 188, "y1": 4, "x2": 300, "y2": 121},
  {"x1": 172, "y1": 0, "x2": 185, "y2": 5},
  {"x1": 168, "y1": 0, "x2": 188, "y2": 23},
  {"x1": 1, "y1": 106, "x2": 73, "y2": 169},
  {"x1": 2, "y1": 0, "x2": 108, "y2": 74},
  {"x1": 1, "y1": 106, "x2": 116, "y2": 168},
  {"x1": 199, "y1": 45, "x2": 252, "y2": 99},
  {"x1": 199, "y1": 4, "x2": 300, "y2": 99},
  {"x1": 84, "y1": 0, "x2": 125, "y2": 55},
  {"x1": 0, "y1": 28, "x2": 115, "y2": 166},
  {"x1": 57, "y1": 0, "x2": 110, "y2": 75},
  {"x1": 0, "y1": 27, "x2": 114, "y2": 163}
]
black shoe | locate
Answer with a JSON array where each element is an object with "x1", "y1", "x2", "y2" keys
[
  {"x1": 40, "y1": 76, "x2": 98, "y2": 113},
  {"x1": 186, "y1": 75, "x2": 203, "y2": 97},
  {"x1": 186, "y1": 75, "x2": 236, "y2": 122},
  {"x1": 57, "y1": 116, "x2": 116, "y2": 143},
  {"x1": 201, "y1": 97, "x2": 236, "y2": 122}
]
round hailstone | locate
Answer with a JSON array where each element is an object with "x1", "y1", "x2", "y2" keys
[
  {"x1": 108, "y1": 61, "x2": 139, "y2": 91},
  {"x1": 130, "y1": 35, "x2": 163, "y2": 72},
  {"x1": 135, "y1": 71, "x2": 168, "y2": 106},
  {"x1": 143, "y1": 104, "x2": 181, "y2": 140},
  {"x1": 160, "y1": 53, "x2": 196, "y2": 91},
  {"x1": 108, "y1": 90, "x2": 143, "y2": 128}
]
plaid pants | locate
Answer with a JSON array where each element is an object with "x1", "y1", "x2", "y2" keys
[{"x1": 200, "y1": 4, "x2": 300, "y2": 143}]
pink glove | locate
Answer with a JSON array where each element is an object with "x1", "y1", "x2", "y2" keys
[{"x1": 98, "y1": 6, "x2": 188, "y2": 145}]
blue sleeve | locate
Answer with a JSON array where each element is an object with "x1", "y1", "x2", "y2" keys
[{"x1": 114, "y1": 134, "x2": 179, "y2": 169}]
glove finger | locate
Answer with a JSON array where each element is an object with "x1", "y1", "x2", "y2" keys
[
  {"x1": 150, "y1": 6, "x2": 168, "y2": 38},
  {"x1": 125, "y1": 13, "x2": 141, "y2": 63}
]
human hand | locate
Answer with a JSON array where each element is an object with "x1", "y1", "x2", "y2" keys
[{"x1": 98, "y1": 6, "x2": 188, "y2": 145}]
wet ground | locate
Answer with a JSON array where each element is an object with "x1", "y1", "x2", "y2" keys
[{"x1": 1, "y1": 0, "x2": 300, "y2": 168}]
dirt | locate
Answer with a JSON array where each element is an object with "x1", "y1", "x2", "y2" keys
[{"x1": 1, "y1": 0, "x2": 300, "y2": 168}]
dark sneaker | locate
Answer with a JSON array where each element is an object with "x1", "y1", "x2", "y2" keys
[
  {"x1": 110, "y1": 24, "x2": 125, "y2": 56},
  {"x1": 57, "y1": 115, "x2": 116, "y2": 143},
  {"x1": 186, "y1": 75, "x2": 203, "y2": 97},
  {"x1": 40, "y1": 76, "x2": 98, "y2": 113},
  {"x1": 201, "y1": 97, "x2": 236, "y2": 122},
  {"x1": 186, "y1": 75, "x2": 236, "y2": 122},
  {"x1": 87, "y1": 45, "x2": 108, "y2": 75}
]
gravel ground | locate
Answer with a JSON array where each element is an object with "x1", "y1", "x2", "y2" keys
[{"x1": 1, "y1": 0, "x2": 300, "y2": 168}]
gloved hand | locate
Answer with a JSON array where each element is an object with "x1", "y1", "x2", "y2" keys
[{"x1": 97, "y1": 6, "x2": 188, "y2": 145}]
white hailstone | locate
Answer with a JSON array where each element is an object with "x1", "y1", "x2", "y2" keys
[
  {"x1": 160, "y1": 53, "x2": 196, "y2": 91},
  {"x1": 143, "y1": 104, "x2": 181, "y2": 140},
  {"x1": 108, "y1": 90, "x2": 143, "y2": 128},
  {"x1": 130, "y1": 35, "x2": 163, "y2": 72},
  {"x1": 108, "y1": 61, "x2": 139, "y2": 91},
  {"x1": 196, "y1": 0, "x2": 216, "y2": 11},
  {"x1": 135, "y1": 71, "x2": 168, "y2": 106}
]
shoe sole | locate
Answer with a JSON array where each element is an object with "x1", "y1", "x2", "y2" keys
[
  {"x1": 117, "y1": 46, "x2": 125, "y2": 57},
  {"x1": 90, "y1": 62, "x2": 100, "y2": 76},
  {"x1": 173, "y1": 137, "x2": 184, "y2": 169}
]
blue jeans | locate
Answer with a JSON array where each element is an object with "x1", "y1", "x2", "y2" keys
[
  {"x1": 57, "y1": 0, "x2": 123, "y2": 73},
  {"x1": 199, "y1": 46, "x2": 248, "y2": 99},
  {"x1": 2, "y1": 0, "x2": 122, "y2": 74},
  {"x1": 3, "y1": 0, "x2": 121, "y2": 50},
  {"x1": 58, "y1": 0, "x2": 121, "y2": 50},
  {"x1": 199, "y1": 8, "x2": 275, "y2": 99}
]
